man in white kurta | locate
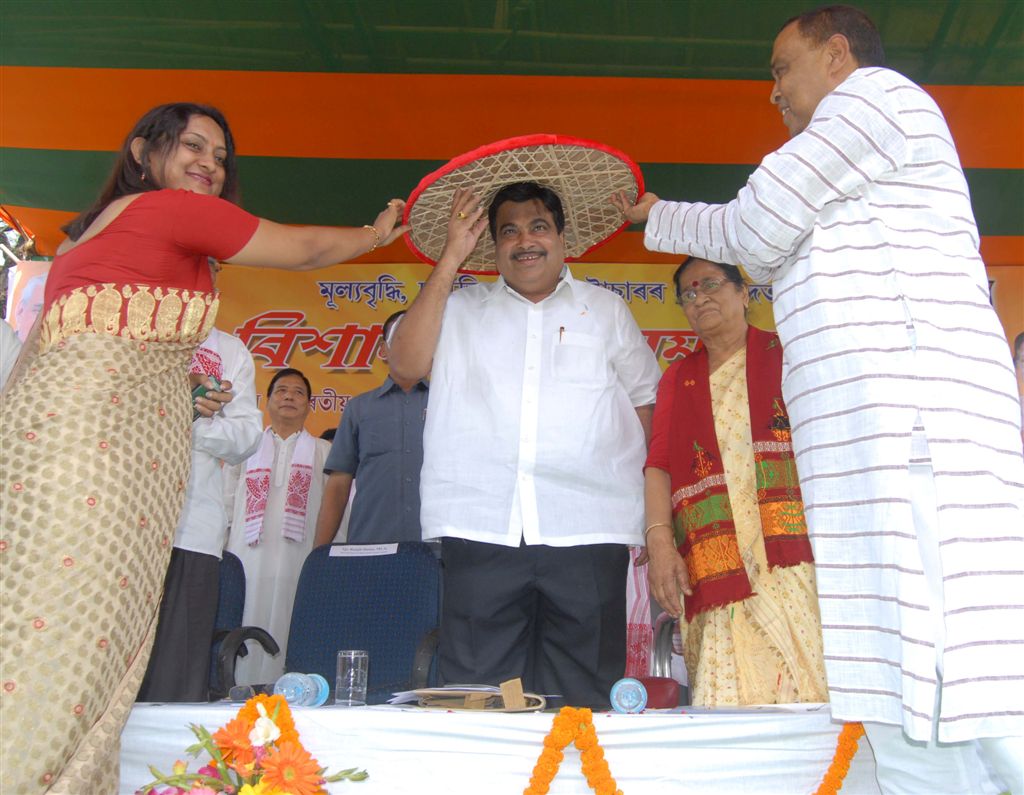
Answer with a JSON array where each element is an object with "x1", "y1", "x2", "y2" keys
[
  {"x1": 618, "y1": 6, "x2": 1022, "y2": 792},
  {"x1": 225, "y1": 368, "x2": 330, "y2": 685}
]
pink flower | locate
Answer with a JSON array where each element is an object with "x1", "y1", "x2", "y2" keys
[
  {"x1": 196, "y1": 765, "x2": 221, "y2": 779},
  {"x1": 186, "y1": 787, "x2": 217, "y2": 795}
]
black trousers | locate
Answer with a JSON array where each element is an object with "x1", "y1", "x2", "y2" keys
[
  {"x1": 439, "y1": 538, "x2": 629, "y2": 710},
  {"x1": 137, "y1": 547, "x2": 220, "y2": 702}
]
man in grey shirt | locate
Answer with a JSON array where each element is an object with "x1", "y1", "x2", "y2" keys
[{"x1": 314, "y1": 311, "x2": 428, "y2": 546}]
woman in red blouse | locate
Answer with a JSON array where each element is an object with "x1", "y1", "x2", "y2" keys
[{"x1": 0, "y1": 102, "x2": 407, "y2": 794}]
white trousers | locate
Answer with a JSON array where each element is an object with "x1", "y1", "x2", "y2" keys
[{"x1": 864, "y1": 451, "x2": 1023, "y2": 795}]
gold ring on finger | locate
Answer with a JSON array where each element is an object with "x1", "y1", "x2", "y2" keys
[{"x1": 457, "y1": 211, "x2": 468, "y2": 220}]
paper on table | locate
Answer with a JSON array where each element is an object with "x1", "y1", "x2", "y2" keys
[
  {"x1": 677, "y1": 703, "x2": 830, "y2": 714},
  {"x1": 389, "y1": 684, "x2": 547, "y2": 712},
  {"x1": 387, "y1": 684, "x2": 501, "y2": 705}
]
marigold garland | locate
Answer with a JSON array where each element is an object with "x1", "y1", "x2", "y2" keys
[
  {"x1": 526, "y1": 711, "x2": 863, "y2": 794},
  {"x1": 525, "y1": 707, "x2": 622, "y2": 795},
  {"x1": 813, "y1": 722, "x2": 865, "y2": 795}
]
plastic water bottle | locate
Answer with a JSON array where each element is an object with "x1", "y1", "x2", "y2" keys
[
  {"x1": 273, "y1": 672, "x2": 330, "y2": 706},
  {"x1": 610, "y1": 677, "x2": 648, "y2": 713}
]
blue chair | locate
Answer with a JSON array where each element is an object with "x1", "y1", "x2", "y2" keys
[
  {"x1": 214, "y1": 551, "x2": 246, "y2": 638},
  {"x1": 285, "y1": 542, "x2": 441, "y2": 704},
  {"x1": 210, "y1": 550, "x2": 279, "y2": 699}
]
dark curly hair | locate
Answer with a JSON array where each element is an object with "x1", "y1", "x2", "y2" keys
[{"x1": 62, "y1": 102, "x2": 240, "y2": 240}]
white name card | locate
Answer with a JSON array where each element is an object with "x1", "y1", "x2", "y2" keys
[{"x1": 329, "y1": 543, "x2": 399, "y2": 557}]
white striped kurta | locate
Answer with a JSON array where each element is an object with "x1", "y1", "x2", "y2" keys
[{"x1": 645, "y1": 66, "x2": 1024, "y2": 743}]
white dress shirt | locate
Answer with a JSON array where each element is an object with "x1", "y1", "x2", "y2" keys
[
  {"x1": 175, "y1": 329, "x2": 263, "y2": 558},
  {"x1": 421, "y1": 267, "x2": 661, "y2": 548}
]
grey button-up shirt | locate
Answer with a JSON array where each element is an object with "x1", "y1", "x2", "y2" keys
[{"x1": 324, "y1": 376, "x2": 428, "y2": 543}]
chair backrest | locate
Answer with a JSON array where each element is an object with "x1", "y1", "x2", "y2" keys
[
  {"x1": 215, "y1": 550, "x2": 246, "y2": 633},
  {"x1": 285, "y1": 542, "x2": 441, "y2": 704},
  {"x1": 209, "y1": 550, "x2": 247, "y2": 697}
]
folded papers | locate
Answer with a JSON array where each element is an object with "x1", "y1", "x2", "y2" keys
[{"x1": 389, "y1": 678, "x2": 547, "y2": 712}]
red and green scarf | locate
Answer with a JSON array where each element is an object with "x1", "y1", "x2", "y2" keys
[{"x1": 668, "y1": 325, "x2": 812, "y2": 622}]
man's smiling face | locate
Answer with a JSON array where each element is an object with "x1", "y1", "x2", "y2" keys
[
  {"x1": 493, "y1": 198, "x2": 566, "y2": 303},
  {"x1": 769, "y1": 21, "x2": 835, "y2": 137}
]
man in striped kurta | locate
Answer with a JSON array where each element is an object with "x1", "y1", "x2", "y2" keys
[{"x1": 616, "y1": 5, "x2": 1022, "y2": 792}]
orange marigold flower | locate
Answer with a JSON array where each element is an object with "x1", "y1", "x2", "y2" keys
[
  {"x1": 526, "y1": 777, "x2": 550, "y2": 795},
  {"x1": 261, "y1": 740, "x2": 324, "y2": 795},
  {"x1": 550, "y1": 727, "x2": 574, "y2": 747},
  {"x1": 814, "y1": 722, "x2": 865, "y2": 795},
  {"x1": 592, "y1": 779, "x2": 618, "y2": 795},
  {"x1": 213, "y1": 715, "x2": 256, "y2": 768},
  {"x1": 574, "y1": 730, "x2": 598, "y2": 751}
]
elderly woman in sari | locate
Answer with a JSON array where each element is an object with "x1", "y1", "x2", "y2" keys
[
  {"x1": 643, "y1": 257, "x2": 828, "y2": 706},
  {"x1": 0, "y1": 102, "x2": 408, "y2": 793}
]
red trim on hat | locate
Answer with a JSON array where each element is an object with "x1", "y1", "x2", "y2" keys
[{"x1": 403, "y1": 133, "x2": 644, "y2": 271}]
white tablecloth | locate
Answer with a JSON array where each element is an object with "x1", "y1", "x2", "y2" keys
[{"x1": 121, "y1": 702, "x2": 880, "y2": 794}]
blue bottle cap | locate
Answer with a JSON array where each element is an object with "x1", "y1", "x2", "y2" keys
[
  {"x1": 610, "y1": 677, "x2": 647, "y2": 713},
  {"x1": 308, "y1": 673, "x2": 331, "y2": 707}
]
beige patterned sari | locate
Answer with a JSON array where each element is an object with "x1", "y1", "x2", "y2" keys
[
  {"x1": 1, "y1": 283, "x2": 217, "y2": 793},
  {"x1": 681, "y1": 347, "x2": 828, "y2": 706}
]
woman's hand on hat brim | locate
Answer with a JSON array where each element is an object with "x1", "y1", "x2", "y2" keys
[{"x1": 372, "y1": 198, "x2": 412, "y2": 247}]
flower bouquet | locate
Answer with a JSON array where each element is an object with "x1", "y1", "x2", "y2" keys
[{"x1": 138, "y1": 693, "x2": 367, "y2": 795}]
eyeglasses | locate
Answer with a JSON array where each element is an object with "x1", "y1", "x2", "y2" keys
[{"x1": 677, "y1": 278, "x2": 724, "y2": 305}]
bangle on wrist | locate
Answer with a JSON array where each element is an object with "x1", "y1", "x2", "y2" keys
[
  {"x1": 362, "y1": 224, "x2": 381, "y2": 252},
  {"x1": 643, "y1": 522, "x2": 672, "y2": 542}
]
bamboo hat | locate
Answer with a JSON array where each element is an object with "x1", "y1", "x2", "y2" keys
[{"x1": 404, "y1": 134, "x2": 643, "y2": 274}]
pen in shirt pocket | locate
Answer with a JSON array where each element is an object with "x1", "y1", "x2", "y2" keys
[{"x1": 559, "y1": 326, "x2": 565, "y2": 343}]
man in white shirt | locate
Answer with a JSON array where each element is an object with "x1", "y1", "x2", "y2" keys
[
  {"x1": 390, "y1": 181, "x2": 660, "y2": 708},
  {"x1": 615, "y1": 5, "x2": 1022, "y2": 791},
  {"x1": 138, "y1": 328, "x2": 263, "y2": 701},
  {"x1": 224, "y1": 368, "x2": 330, "y2": 685}
]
